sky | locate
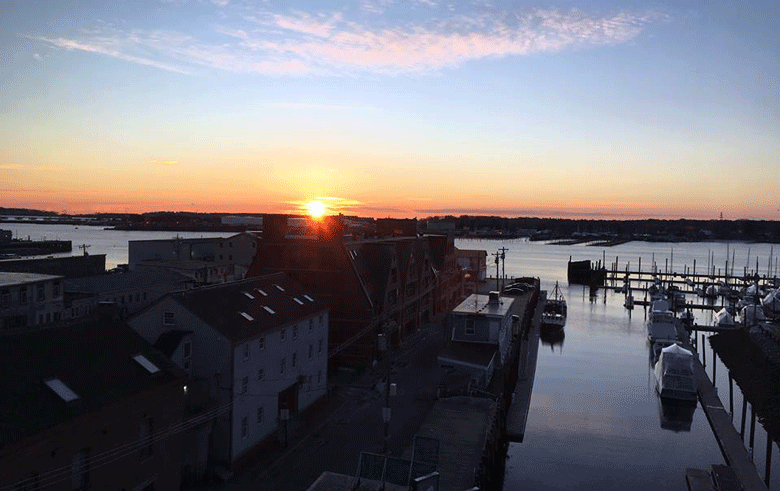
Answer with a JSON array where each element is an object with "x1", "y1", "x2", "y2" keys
[{"x1": 1, "y1": 0, "x2": 778, "y2": 219}]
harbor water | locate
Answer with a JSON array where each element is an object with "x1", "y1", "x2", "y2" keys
[{"x1": 456, "y1": 238, "x2": 779, "y2": 491}]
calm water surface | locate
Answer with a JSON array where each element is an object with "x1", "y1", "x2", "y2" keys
[
  {"x1": 457, "y1": 238, "x2": 779, "y2": 491},
  {"x1": 2, "y1": 223, "x2": 232, "y2": 269}
]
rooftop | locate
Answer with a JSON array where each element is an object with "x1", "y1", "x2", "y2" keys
[
  {"x1": 0, "y1": 272, "x2": 63, "y2": 287},
  {"x1": 0, "y1": 318, "x2": 185, "y2": 445},
  {"x1": 170, "y1": 272, "x2": 327, "y2": 344},
  {"x1": 452, "y1": 293, "x2": 515, "y2": 317}
]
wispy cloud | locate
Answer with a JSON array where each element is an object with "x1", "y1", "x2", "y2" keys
[
  {"x1": 0, "y1": 164, "x2": 24, "y2": 170},
  {"x1": 30, "y1": 6, "x2": 666, "y2": 76},
  {"x1": 150, "y1": 159, "x2": 179, "y2": 165}
]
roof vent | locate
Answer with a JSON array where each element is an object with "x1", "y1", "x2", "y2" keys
[
  {"x1": 293, "y1": 297, "x2": 304, "y2": 305},
  {"x1": 243, "y1": 292, "x2": 255, "y2": 299},
  {"x1": 303, "y1": 294, "x2": 315, "y2": 302},
  {"x1": 263, "y1": 306, "x2": 276, "y2": 315},
  {"x1": 488, "y1": 291, "x2": 500, "y2": 305},
  {"x1": 256, "y1": 288, "x2": 268, "y2": 297},
  {"x1": 240, "y1": 311, "x2": 254, "y2": 321},
  {"x1": 274, "y1": 284, "x2": 285, "y2": 292}
]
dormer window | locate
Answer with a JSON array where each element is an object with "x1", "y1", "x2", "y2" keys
[{"x1": 44, "y1": 378, "x2": 78, "y2": 402}]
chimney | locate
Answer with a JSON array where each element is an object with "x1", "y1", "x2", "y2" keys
[{"x1": 488, "y1": 291, "x2": 500, "y2": 305}]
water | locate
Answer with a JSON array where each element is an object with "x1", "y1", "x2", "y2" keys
[
  {"x1": 455, "y1": 238, "x2": 780, "y2": 491},
  {"x1": 1, "y1": 223, "x2": 232, "y2": 270}
]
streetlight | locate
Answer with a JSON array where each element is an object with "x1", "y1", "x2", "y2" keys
[{"x1": 378, "y1": 333, "x2": 392, "y2": 454}]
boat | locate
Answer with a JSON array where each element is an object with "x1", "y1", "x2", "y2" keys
[
  {"x1": 654, "y1": 343, "x2": 697, "y2": 402},
  {"x1": 542, "y1": 281, "x2": 567, "y2": 329}
]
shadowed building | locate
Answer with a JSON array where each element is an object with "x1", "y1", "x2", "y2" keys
[{"x1": 0, "y1": 316, "x2": 187, "y2": 490}]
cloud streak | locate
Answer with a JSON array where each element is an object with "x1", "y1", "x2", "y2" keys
[{"x1": 31, "y1": 6, "x2": 665, "y2": 76}]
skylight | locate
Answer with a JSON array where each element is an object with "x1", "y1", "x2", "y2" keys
[
  {"x1": 243, "y1": 292, "x2": 255, "y2": 299},
  {"x1": 132, "y1": 355, "x2": 160, "y2": 374},
  {"x1": 274, "y1": 284, "x2": 285, "y2": 292},
  {"x1": 256, "y1": 288, "x2": 268, "y2": 297},
  {"x1": 293, "y1": 297, "x2": 304, "y2": 305},
  {"x1": 44, "y1": 378, "x2": 79, "y2": 402},
  {"x1": 240, "y1": 312, "x2": 254, "y2": 321},
  {"x1": 263, "y1": 306, "x2": 276, "y2": 315},
  {"x1": 303, "y1": 294, "x2": 315, "y2": 302}
]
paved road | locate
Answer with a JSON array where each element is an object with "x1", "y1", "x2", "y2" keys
[{"x1": 204, "y1": 322, "x2": 449, "y2": 491}]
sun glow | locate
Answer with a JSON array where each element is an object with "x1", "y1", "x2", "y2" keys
[{"x1": 306, "y1": 200, "x2": 327, "y2": 219}]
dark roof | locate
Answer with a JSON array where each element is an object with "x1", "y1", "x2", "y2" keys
[
  {"x1": 0, "y1": 318, "x2": 185, "y2": 445},
  {"x1": 154, "y1": 330, "x2": 193, "y2": 357},
  {"x1": 63, "y1": 269, "x2": 191, "y2": 293},
  {"x1": 171, "y1": 272, "x2": 327, "y2": 344},
  {"x1": 438, "y1": 341, "x2": 497, "y2": 368}
]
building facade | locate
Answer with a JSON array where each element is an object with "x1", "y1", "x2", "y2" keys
[
  {"x1": 0, "y1": 272, "x2": 65, "y2": 330},
  {"x1": 128, "y1": 273, "x2": 329, "y2": 470}
]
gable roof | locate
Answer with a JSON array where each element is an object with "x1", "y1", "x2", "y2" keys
[
  {"x1": 0, "y1": 319, "x2": 185, "y2": 445},
  {"x1": 170, "y1": 272, "x2": 327, "y2": 344}
]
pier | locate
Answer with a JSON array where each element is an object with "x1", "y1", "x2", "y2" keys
[{"x1": 506, "y1": 293, "x2": 542, "y2": 442}]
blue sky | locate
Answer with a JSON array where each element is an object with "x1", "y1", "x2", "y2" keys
[{"x1": 1, "y1": 0, "x2": 778, "y2": 218}]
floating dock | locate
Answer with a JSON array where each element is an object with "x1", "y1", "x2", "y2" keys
[{"x1": 693, "y1": 351, "x2": 767, "y2": 491}]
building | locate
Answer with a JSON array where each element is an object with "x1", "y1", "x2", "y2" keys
[
  {"x1": 0, "y1": 254, "x2": 106, "y2": 277},
  {"x1": 127, "y1": 272, "x2": 329, "y2": 471},
  {"x1": 249, "y1": 215, "x2": 445, "y2": 366},
  {"x1": 0, "y1": 316, "x2": 187, "y2": 490},
  {"x1": 128, "y1": 232, "x2": 258, "y2": 284},
  {"x1": 0, "y1": 272, "x2": 65, "y2": 330},
  {"x1": 438, "y1": 292, "x2": 521, "y2": 388},
  {"x1": 63, "y1": 268, "x2": 193, "y2": 320},
  {"x1": 456, "y1": 249, "x2": 487, "y2": 295}
]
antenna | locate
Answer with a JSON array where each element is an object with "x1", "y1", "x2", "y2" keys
[{"x1": 78, "y1": 244, "x2": 91, "y2": 256}]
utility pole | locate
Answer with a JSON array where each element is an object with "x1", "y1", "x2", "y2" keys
[
  {"x1": 499, "y1": 247, "x2": 509, "y2": 291},
  {"x1": 493, "y1": 251, "x2": 500, "y2": 292}
]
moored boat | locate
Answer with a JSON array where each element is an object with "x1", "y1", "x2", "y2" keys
[
  {"x1": 542, "y1": 281, "x2": 567, "y2": 329},
  {"x1": 654, "y1": 343, "x2": 697, "y2": 402}
]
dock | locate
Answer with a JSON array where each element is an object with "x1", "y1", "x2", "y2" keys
[
  {"x1": 693, "y1": 353, "x2": 767, "y2": 491},
  {"x1": 506, "y1": 293, "x2": 543, "y2": 442}
]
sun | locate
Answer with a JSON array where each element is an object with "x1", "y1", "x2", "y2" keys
[{"x1": 305, "y1": 200, "x2": 327, "y2": 219}]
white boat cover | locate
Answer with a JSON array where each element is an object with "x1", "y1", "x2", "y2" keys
[
  {"x1": 655, "y1": 344, "x2": 696, "y2": 401},
  {"x1": 740, "y1": 304, "x2": 766, "y2": 326},
  {"x1": 761, "y1": 289, "x2": 780, "y2": 314},
  {"x1": 715, "y1": 308, "x2": 734, "y2": 326}
]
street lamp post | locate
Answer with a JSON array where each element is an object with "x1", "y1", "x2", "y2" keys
[{"x1": 378, "y1": 333, "x2": 391, "y2": 454}]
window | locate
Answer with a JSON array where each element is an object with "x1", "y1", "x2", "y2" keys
[
  {"x1": 465, "y1": 318, "x2": 475, "y2": 335},
  {"x1": 241, "y1": 416, "x2": 248, "y2": 439},
  {"x1": 258, "y1": 368, "x2": 264, "y2": 381},
  {"x1": 292, "y1": 353, "x2": 297, "y2": 369},
  {"x1": 243, "y1": 343, "x2": 250, "y2": 361},
  {"x1": 143, "y1": 292, "x2": 148, "y2": 301},
  {"x1": 318, "y1": 339, "x2": 323, "y2": 354},
  {"x1": 19, "y1": 287, "x2": 27, "y2": 305},
  {"x1": 259, "y1": 337, "x2": 265, "y2": 350},
  {"x1": 308, "y1": 344, "x2": 313, "y2": 360},
  {"x1": 257, "y1": 406, "x2": 263, "y2": 424},
  {"x1": 318, "y1": 370, "x2": 322, "y2": 384},
  {"x1": 37, "y1": 285, "x2": 44, "y2": 302},
  {"x1": 280, "y1": 358, "x2": 285, "y2": 374},
  {"x1": 280, "y1": 328, "x2": 285, "y2": 341},
  {"x1": 229, "y1": 255, "x2": 233, "y2": 261},
  {"x1": 183, "y1": 340, "x2": 192, "y2": 359},
  {"x1": 139, "y1": 418, "x2": 153, "y2": 460},
  {"x1": 319, "y1": 315, "x2": 323, "y2": 326},
  {"x1": 163, "y1": 311, "x2": 175, "y2": 325},
  {"x1": 293, "y1": 326, "x2": 298, "y2": 340},
  {"x1": 309, "y1": 319, "x2": 313, "y2": 332},
  {"x1": 0, "y1": 290, "x2": 9, "y2": 309},
  {"x1": 242, "y1": 376, "x2": 248, "y2": 394}
]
